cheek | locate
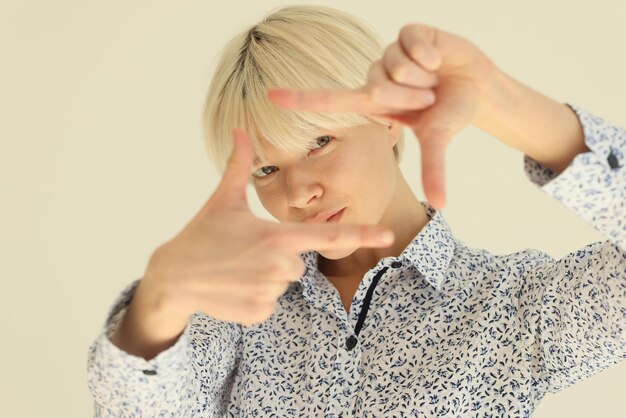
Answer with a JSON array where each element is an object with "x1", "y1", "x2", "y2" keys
[
  {"x1": 256, "y1": 187, "x2": 288, "y2": 220},
  {"x1": 336, "y1": 146, "x2": 389, "y2": 188},
  {"x1": 340, "y1": 145, "x2": 396, "y2": 211},
  {"x1": 322, "y1": 152, "x2": 354, "y2": 187}
]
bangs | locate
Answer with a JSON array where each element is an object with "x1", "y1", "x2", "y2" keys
[
  {"x1": 202, "y1": 5, "x2": 399, "y2": 175},
  {"x1": 237, "y1": 21, "x2": 380, "y2": 169},
  {"x1": 242, "y1": 78, "x2": 374, "y2": 169}
]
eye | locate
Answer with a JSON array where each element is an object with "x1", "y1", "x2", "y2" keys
[
  {"x1": 252, "y1": 165, "x2": 278, "y2": 178},
  {"x1": 310, "y1": 135, "x2": 333, "y2": 152},
  {"x1": 252, "y1": 135, "x2": 334, "y2": 178}
]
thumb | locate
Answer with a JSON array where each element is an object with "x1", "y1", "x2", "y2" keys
[
  {"x1": 214, "y1": 128, "x2": 255, "y2": 210},
  {"x1": 419, "y1": 129, "x2": 451, "y2": 210},
  {"x1": 413, "y1": 85, "x2": 475, "y2": 209}
]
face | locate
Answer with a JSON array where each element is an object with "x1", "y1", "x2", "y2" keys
[{"x1": 251, "y1": 122, "x2": 401, "y2": 260}]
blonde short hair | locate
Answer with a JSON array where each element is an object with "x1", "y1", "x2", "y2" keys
[{"x1": 201, "y1": 4, "x2": 405, "y2": 175}]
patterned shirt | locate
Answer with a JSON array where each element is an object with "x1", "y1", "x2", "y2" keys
[{"x1": 87, "y1": 103, "x2": 625, "y2": 417}]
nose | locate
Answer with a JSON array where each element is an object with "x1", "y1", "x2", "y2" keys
[{"x1": 286, "y1": 167, "x2": 323, "y2": 208}]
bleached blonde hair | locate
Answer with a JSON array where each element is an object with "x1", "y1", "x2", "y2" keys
[{"x1": 201, "y1": 4, "x2": 405, "y2": 175}]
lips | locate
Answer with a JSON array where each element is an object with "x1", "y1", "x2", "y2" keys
[
  {"x1": 326, "y1": 207, "x2": 345, "y2": 222},
  {"x1": 302, "y1": 206, "x2": 347, "y2": 223}
]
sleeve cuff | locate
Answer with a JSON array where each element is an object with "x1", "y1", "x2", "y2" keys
[
  {"x1": 524, "y1": 103, "x2": 623, "y2": 186},
  {"x1": 523, "y1": 102, "x2": 625, "y2": 250},
  {"x1": 89, "y1": 278, "x2": 192, "y2": 375}
]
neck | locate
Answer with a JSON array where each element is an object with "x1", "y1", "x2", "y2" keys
[{"x1": 318, "y1": 168, "x2": 430, "y2": 278}]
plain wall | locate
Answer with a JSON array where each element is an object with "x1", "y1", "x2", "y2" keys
[{"x1": 1, "y1": 0, "x2": 624, "y2": 416}]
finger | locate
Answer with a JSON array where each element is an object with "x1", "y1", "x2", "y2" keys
[
  {"x1": 366, "y1": 63, "x2": 436, "y2": 110},
  {"x1": 382, "y1": 41, "x2": 439, "y2": 88},
  {"x1": 369, "y1": 110, "x2": 423, "y2": 127},
  {"x1": 213, "y1": 128, "x2": 254, "y2": 210},
  {"x1": 267, "y1": 87, "x2": 381, "y2": 114},
  {"x1": 182, "y1": 277, "x2": 293, "y2": 301},
  {"x1": 173, "y1": 288, "x2": 279, "y2": 326},
  {"x1": 419, "y1": 130, "x2": 451, "y2": 209},
  {"x1": 254, "y1": 255, "x2": 307, "y2": 284},
  {"x1": 272, "y1": 222, "x2": 395, "y2": 253},
  {"x1": 399, "y1": 24, "x2": 442, "y2": 72}
]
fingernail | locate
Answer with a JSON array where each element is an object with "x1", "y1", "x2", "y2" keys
[{"x1": 424, "y1": 91, "x2": 436, "y2": 105}]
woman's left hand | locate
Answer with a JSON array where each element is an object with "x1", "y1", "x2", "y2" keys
[{"x1": 267, "y1": 23, "x2": 501, "y2": 209}]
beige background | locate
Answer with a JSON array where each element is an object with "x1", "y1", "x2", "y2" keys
[{"x1": 1, "y1": 0, "x2": 624, "y2": 417}]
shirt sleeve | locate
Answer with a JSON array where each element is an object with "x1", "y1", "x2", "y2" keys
[
  {"x1": 86, "y1": 278, "x2": 242, "y2": 417},
  {"x1": 518, "y1": 102, "x2": 626, "y2": 395}
]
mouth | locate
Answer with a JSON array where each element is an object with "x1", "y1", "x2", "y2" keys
[{"x1": 326, "y1": 207, "x2": 346, "y2": 222}]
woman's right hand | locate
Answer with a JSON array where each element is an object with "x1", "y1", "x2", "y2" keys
[{"x1": 114, "y1": 128, "x2": 395, "y2": 358}]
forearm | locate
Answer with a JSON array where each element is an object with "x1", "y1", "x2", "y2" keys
[
  {"x1": 475, "y1": 68, "x2": 590, "y2": 175},
  {"x1": 110, "y1": 280, "x2": 187, "y2": 360}
]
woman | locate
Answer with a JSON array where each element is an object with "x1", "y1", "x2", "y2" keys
[{"x1": 87, "y1": 5, "x2": 625, "y2": 417}]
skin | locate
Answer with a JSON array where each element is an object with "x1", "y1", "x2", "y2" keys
[
  {"x1": 261, "y1": 23, "x2": 588, "y2": 301},
  {"x1": 110, "y1": 126, "x2": 398, "y2": 359},
  {"x1": 268, "y1": 24, "x2": 588, "y2": 208},
  {"x1": 110, "y1": 22, "x2": 591, "y2": 358},
  {"x1": 251, "y1": 122, "x2": 430, "y2": 292}
]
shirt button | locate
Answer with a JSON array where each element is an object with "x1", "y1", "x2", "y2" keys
[
  {"x1": 346, "y1": 335, "x2": 358, "y2": 351},
  {"x1": 142, "y1": 369, "x2": 157, "y2": 376},
  {"x1": 607, "y1": 151, "x2": 620, "y2": 169},
  {"x1": 390, "y1": 261, "x2": 402, "y2": 268}
]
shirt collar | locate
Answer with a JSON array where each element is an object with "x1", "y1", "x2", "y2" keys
[{"x1": 297, "y1": 200, "x2": 456, "y2": 294}]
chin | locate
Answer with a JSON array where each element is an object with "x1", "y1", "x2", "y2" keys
[{"x1": 317, "y1": 246, "x2": 357, "y2": 260}]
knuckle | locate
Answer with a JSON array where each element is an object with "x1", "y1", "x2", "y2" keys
[
  {"x1": 286, "y1": 258, "x2": 303, "y2": 280},
  {"x1": 244, "y1": 298, "x2": 275, "y2": 319},
  {"x1": 399, "y1": 24, "x2": 411, "y2": 38},
  {"x1": 408, "y1": 45, "x2": 422, "y2": 61},
  {"x1": 390, "y1": 65, "x2": 407, "y2": 82},
  {"x1": 298, "y1": 261, "x2": 307, "y2": 278},
  {"x1": 399, "y1": 23, "x2": 418, "y2": 39},
  {"x1": 149, "y1": 244, "x2": 169, "y2": 265},
  {"x1": 260, "y1": 229, "x2": 287, "y2": 249},
  {"x1": 422, "y1": 24, "x2": 437, "y2": 40},
  {"x1": 327, "y1": 227, "x2": 342, "y2": 244},
  {"x1": 249, "y1": 282, "x2": 280, "y2": 301},
  {"x1": 366, "y1": 85, "x2": 381, "y2": 103},
  {"x1": 260, "y1": 259, "x2": 289, "y2": 278},
  {"x1": 146, "y1": 246, "x2": 173, "y2": 280}
]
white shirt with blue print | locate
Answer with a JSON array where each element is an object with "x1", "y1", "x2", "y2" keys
[{"x1": 87, "y1": 103, "x2": 625, "y2": 418}]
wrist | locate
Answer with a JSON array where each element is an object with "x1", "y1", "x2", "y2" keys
[
  {"x1": 111, "y1": 279, "x2": 185, "y2": 360},
  {"x1": 473, "y1": 66, "x2": 587, "y2": 174},
  {"x1": 474, "y1": 65, "x2": 521, "y2": 141}
]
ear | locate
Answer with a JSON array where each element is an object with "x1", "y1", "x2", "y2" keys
[{"x1": 387, "y1": 122, "x2": 402, "y2": 147}]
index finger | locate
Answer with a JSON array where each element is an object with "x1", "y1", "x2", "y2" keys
[
  {"x1": 273, "y1": 222, "x2": 395, "y2": 253},
  {"x1": 267, "y1": 86, "x2": 381, "y2": 114}
]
